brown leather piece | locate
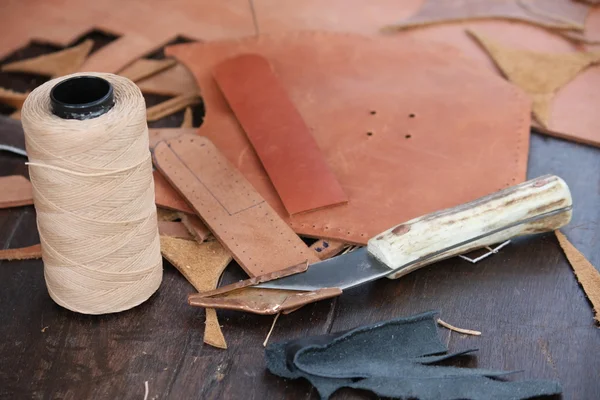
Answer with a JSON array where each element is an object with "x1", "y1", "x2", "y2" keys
[
  {"x1": 157, "y1": 221, "x2": 194, "y2": 240},
  {"x1": 1, "y1": 39, "x2": 93, "y2": 78},
  {"x1": 555, "y1": 231, "x2": 600, "y2": 323},
  {"x1": 149, "y1": 128, "x2": 198, "y2": 150},
  {"x1": 214, "y1": 54, "x2": 347, "y2": 215},
  {"x1": 470, "y1": 30, "x2": 600, "y2": 129},
  {"x1": 167, "y1": 33, "x2": 530, "y2": 244},
  {"x1": 0, "y1": 175, "x2": 33, "y2": 209},
  {"x1": 153, "y1": 170, "x2": 193, "y2": 214},
  {"x1": 252, "y1": 0, "x2": 422, "y2": 36},
  {"x1": 179, "y1": 213, "x2": 211, "y2": 243},
  {"x1": 180, "y1": 107, "x2": 193, "y2": 128},
  {"x1": 309, "y1": 239, "x2": 347, "y2": 261},
  {"x1": 0, "y1": 244, "x2": 42, "y2": 261},
  {"x1": 160, "y1": 236, "x2": 232, "y2": 348},
  {"x1": 188, "y1": 262, "x2": 340, "y2": 315},
  {"x1": 0, "y1": 1, "x2": 256, "y2": 73},
  {"x1": 146, "y1": 92, "x2": 200, "y2": 122},
  {"x1": 137, "y1": 63, "x2": 199, "y2": 96},
  {"x1": 0, "y1": 88, "x2": 28, "y2": 110},
  {"x1": 153, "y1": 135, "x2": 318, "y2": 276},
  {"x1": 118, "y1": 58, "x2": 177, "y2": 82},
  {"x1": 387, "y1": 0, "x2": 590, "y2": 32}
]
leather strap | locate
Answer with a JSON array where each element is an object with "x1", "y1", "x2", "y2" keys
[
  {"x1": 214, "y1": 54, "x2": 347, "y2": 215},
  {"x1": 153, "y1": 170, "x2": 193, "y2": 214},
  {"x1": 153, "y1": 135, "x2": 318, "y2": 276}
]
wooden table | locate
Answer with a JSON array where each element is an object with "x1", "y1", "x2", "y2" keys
[{"x1": 0, "y1": 39, "x2": 599, "y2": 400}]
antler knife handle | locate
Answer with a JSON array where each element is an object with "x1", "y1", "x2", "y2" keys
[{"x1": 367, "y1": 175, "x2": 572, "y2": 279}]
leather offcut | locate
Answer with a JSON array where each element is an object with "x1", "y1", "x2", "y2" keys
[{"x1": 153, "y1": 135, "x2": 318, "y2": 277}]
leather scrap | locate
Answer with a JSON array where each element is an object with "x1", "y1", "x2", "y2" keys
[
  {"x1": 0, "y1": 115, "x2": 26, "y2": 156},
  {"x1": 149, "y1": 128, "x2": 197, "y2": 150},
  {"x1": 470, "y1": 30, "x2": 600, "y2": 146},
  {"x1": 166, "y1": 32, "x2": 531, "y2": 244},
  {"x1": 157, "y1": 221, "x2": 194, "y2": 240},
  {"x1": 266, "y1": 311, "x2": 562, "y2": 400},
  {"x1": 118, "y1": 58, "x2": 177, "y2": 82},
  {"x1": 146, "y1": 92, "x2": 200, "y2": 122},
  {"x1": 214, "y1": 54, "x2": 347, "y2": 215},
  {"x1": 160, "y1": 236, "x2": 232, "y2": 349},
  {"x1": 309, "y1": 239, "x2": 347, "y2": 261},
  {"x1": 153, "y1": 170, "x2": 193, "y2": 214},
  {"x1": 153, "y1": 135, "x2": 319, "y2": 276},
  {"x1": 0, "y1": 244, "x2": 42, "y2": 261},
  {"x1": 0, "y1": 88, "x2": 28, "y2": 110},
  {"x1": 0, "y1": 175, "x2": 33, "y2": 208},
  {"x1": 386, "y1": 0, "x2": 590, "y2": 33},
  {"x1": 137, "y1": 63, "x2": 199, "y2": 96},
  {"x1": 180, "y1": 107, "x2": 193, "y2": 128},
  {"x1": 179, "y1": 213, "x2": 211, "y2": 243},
  {"x1": 555, "y1": 231, "x2": 600, "y2": 324},
  {"x1": 0, "y1": 0, "x2": 256, "y2": 73},
  {"x1": 1, "y1": 39, "x2": 93, "y2": 78}
]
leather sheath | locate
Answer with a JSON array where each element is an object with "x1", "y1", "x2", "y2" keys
[
  {"x1": 214, "y1": 54, "x2": 347, "y2": 215},
  {"x1": 166, "y1": 32, "x2": 530, "y2": 244},
  {"x1": 153, "y1": 135, "x2": 318, "y2": 277},
  {"x1": 0, "y1": 175, "x2": 33, "y2": 209}
]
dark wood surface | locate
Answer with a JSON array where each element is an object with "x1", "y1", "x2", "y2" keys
[{"x1": 1, "y1": 38, "x2": 599, "y2": 400}]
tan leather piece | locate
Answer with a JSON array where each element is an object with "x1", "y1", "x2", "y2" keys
[
  {"x1": 470, "y1": 30, "x2": 600, "y2": 128},
  {"x1": 137, "y1": 63, "x2": 199, "y2": 96},
  {"x1": 166, "y1": 32, "x2": 530, "y2": 244},
  {"x1": 180, "y1": 107, "x2": 193, "y2": 128},
  {"x1": 0, "y1": 88, "x2": 28, "y2": 110},
  {"x1": 310, "y1": 239, "x2": 347, "y2": 261},
  {"x1": 149, "y1": 128, "x2": 197, "y2": 150},
  {"x1": 10, "y1": 110, "x2": 21, "y2": 120},
  {"x1": 555, "y1": 231, "x2": 600, "y2": 324},
  {"x1": 118, "y1": 58, "x2": 177, "y2": 82},
  {"x1": 386, "y1": 0, "x2": 590, "y2": 32},
  {"x1": 153, "y1": 170, "x2": 193, "y2": 214},
  {"x1": 146, "y1": 92, "x2": 200, "y2": 122},
  {"x1": 1, "y1": 39, "x2": 94, "y2": 78},
  {"x1": 160, "y1": 236, "x2": 232, "y2": 349},
  {"x1": 0, "y1": 0, "x2": 256, "y2": 73},
  {"x1": 157, "y1": 221, "x2": 194, "y2": 240},
  {"x1": 188, "y1": 263, "x2": 341, "y2": 315},
  {"x1": 153, "y1": 135, "x2": 319, "y2": 276},
  {"x1": 0, "y1": 175, "x2": 33, "y2": 209},
  {"x1": 214, "y1": 54, "x2": 347, "y2": 215},
  {"x1": 0, "y1": 244, "x2": 42, "y2": 261},
  {"x1": 179, "y1": 213, "x2": 211, "y2": 243},
  {"x1": 470, "y1": 31, "x2": 600, "y2": 146}
]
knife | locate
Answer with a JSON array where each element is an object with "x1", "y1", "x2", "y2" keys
[{"x1": 188, "y1": 175, "x2": 572, "y2": 314}]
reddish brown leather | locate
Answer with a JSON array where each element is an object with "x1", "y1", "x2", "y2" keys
[
  {"x1": 0, "y1": 0, "x2": 256, "y2": 73},
  {"x1": 153, "y1": 170, "x2": 193, "y2": 214},
  {"x1": 0, "y1": 244, "x2": 42, "y2": 260},
  {"x1": 166, "y1": 33, "x2": 530, "y2": 244},
  {"x1": 0, "y1": 175, "x2": 33, "y2": 209},
  {"x1": 153, "y1": 135, "x2": 319, "y2": 277},
  {"x1": 214, "y1": 54, "x2": 348, "y2": 215}
]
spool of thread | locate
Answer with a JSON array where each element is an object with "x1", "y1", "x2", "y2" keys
[{"x1": 21, "y1": 72, "x2": 162, "y2": 314}]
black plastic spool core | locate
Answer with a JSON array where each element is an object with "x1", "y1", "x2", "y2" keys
[{"x1": 50, "y1": 76, "x2": 115, "y2": 120}]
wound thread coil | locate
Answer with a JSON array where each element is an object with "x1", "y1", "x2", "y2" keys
[{"x1": 21, "y1": 72, "x2": 162, "y2": 314}]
